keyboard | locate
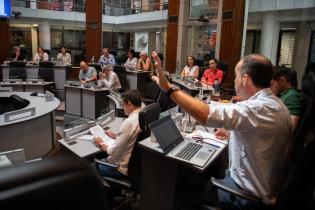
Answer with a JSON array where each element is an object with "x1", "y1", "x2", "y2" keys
[{"x1": 175, "y1": 142, "x2": 202, "y2": 161}]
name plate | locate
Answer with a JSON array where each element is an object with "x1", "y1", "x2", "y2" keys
[{"x1": 4, "y1": 107, "x2": 36, "y2": 122}]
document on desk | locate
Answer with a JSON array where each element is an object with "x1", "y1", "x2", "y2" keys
[
  {"x1": 90, "y1": 125, "x2": 115, "y2": 146},
  {"x1": 186, "y1": 130, "x2": 228, "y2": 148}
]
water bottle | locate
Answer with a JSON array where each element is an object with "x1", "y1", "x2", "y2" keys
[
  {"x1": 214, "y1": 79, "x2": 220, "y2": 94},
  {"x1": 91, "y1": 56, "x2": 95, "y2": 63},
  {"x1": 51, "y1": 57, "x2": 54, "y2": 62},
  {"x1": 176, "y1": 61, "x2": 180, "y2": 75}
]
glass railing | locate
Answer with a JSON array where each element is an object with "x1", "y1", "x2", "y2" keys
[{"x1": 12, "y1": 0, "x2": 168, "y2": 16}]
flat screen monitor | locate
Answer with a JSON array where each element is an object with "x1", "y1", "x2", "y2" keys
[{"x1": 0, "y1": 0, "x2": 11, "y2": 18}]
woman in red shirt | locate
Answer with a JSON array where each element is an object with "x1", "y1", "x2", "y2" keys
[{"x1": 201, "y1": 58, "x2": 223, "y2": 86}]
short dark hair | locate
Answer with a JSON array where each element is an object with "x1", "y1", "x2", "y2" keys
[
  {"x1": 209, "y1": 58, "x2": 218, "y2": 64},
  {"x1": 122, "y1": 90, "x2": 141, "y2": 107},
  {"x1": 273, "y1": 66, "x2": 298, "y2": 87},
  {"x1": 241, "y1": 54, "x2": 273, "y2": 88}
]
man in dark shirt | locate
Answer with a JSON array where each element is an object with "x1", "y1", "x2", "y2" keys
[{"x1": 271, "y1": 66, "x2": 301, "y2": 131}]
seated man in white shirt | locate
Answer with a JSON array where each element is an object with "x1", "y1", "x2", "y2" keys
[
  {"x1": 94, "y1": 90, "x2": 142, "y2": 178},
  {"x1": 151, "y1": 52, "x2": 292, "y2": 209},
  {"x1": 124, "y1": 48, "x2": 138, "y2": 71},
  {"x1": 79, "y1": 61, "x2": 97, "y2": 84},
  {"x1": 97, "y1": 65, "x2": 121, "y2": 91},
  {"x1": 33, "y1": 47, "x2": 49, "y2": 62}
]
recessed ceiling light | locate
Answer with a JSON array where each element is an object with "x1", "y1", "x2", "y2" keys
[{"x1": 33, "y1": 24, "x2": 39, "y2": 27}]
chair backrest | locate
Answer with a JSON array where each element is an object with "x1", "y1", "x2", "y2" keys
[
  {"x1": 127, "y1": 103, "x2": 161, "y2": 193},
  {"x1": 113, "y1": 65, "x2": 126, "y2": 73},
  {"x1": 157, "y1": 90, "x2": 176, "y2": 112},
  {"x1": 276, "y1": 139, "x2": 315, "y2": 210},
  {"x1": 143, "y1": 81, "x2": 161, "y2": 101},
  {"x1": 217, "y1": 60, "x2": 228, "y2": 84},
  {"x1": 0, "y1": 155, "x2": 111, "y2": 209},
  {"x1": 9, "y1": 61, "x2": 26, "y2": 80},
  {"x1": 116, "y1": 71, "x2": 126, "y2": 91},
  {"x1": 38, "y1": 61, "x2": 54, "y2": 82}
]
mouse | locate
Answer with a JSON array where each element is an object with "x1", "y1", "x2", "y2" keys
[{"x1": 30, "y1": 92, "x2": 38, "y2": 96}]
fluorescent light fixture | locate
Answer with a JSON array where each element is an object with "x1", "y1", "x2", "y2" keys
[{"x1": 33, "y1": 24, "x2": 39, "y2": 27}]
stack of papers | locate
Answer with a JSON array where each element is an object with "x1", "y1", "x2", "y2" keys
[
  {"x1": 89, "y1": 125, "x2": 115, "y2": 146},
  {"x1": 186, "y1": 130, "x2": 228, "y2": 148}
]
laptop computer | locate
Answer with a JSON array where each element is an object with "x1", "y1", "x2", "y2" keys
[{"x1": 149, "y1": 115, "x2": 216, "y2": 167}]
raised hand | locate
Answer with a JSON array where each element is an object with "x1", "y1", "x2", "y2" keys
[{"x1": 151, "y1": 51, "x2": 171, "y2": 92}]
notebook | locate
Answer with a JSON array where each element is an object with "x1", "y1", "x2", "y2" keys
[{"x1": 149, "y1": 115, "x2": 216, "y2": 167}]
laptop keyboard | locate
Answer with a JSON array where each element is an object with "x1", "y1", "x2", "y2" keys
[{"x1": 175, "y1": 142, "x2": 202, "y2": 161}]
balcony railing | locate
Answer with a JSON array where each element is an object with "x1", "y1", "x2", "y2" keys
[{"x1": 12, "y1": 0, "x2": 168, "y2": 16}]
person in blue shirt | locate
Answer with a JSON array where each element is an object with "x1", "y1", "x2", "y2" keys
[{"x1": 98, "y1": 48, "x2": 116, "y2": 66}]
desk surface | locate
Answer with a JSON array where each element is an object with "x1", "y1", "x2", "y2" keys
[
  {"x1": 126, "y1": 69, "x2": 151, "y2": 74},
  {"x1": 173, "y1": 78, "x2": 214, "y2": 91},
  {"x1": 0, "y1": 81, "x2": 54, "y2": 86},
  {"x1": 138, "y1": 125, "x2": 227, "y2": 172},
  {"x1": 0, "y1": 92, "x2": 60, "y2": 126},
  {"x1": 58, "y1": 117, "x2": 125, "y2": 158}
]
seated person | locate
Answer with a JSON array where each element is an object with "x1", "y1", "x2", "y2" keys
[
  {"x1": 201, "y1": 58, "x2": 223, "y2": 86},
  {"x1": 33, "y1": 47, "x2": 49, "y2": 62},
  {"x1": 271, "y1": 66, "x2": 301, "y2": 131},
  {"x1": 124, "y1": 48, "x2": 138, "y2": 71},
  {"x1": 57, "y1": 46, "x2": 71, "y2": 64},
  {"x1": 180, "y1": 56, "x2": 199, "y2": 79},
  {"x1": 98, "y1": 65, "x2": 121, "y2": 91},
  {"x1": 79, "y1": 61, "x2": 97, "y2": 84},
  {"x1": 94, "y1": 90, "x2": 142, "y2": 178},
  {"x1": 98, "y1": 48, "x2": 116, "y2": 66},
  {"x1": 136, "y1": 51, "x2": 153, "y2": 71},
  {"x1": 11, "y1": 46, "x2": 26, "y2": 61}
]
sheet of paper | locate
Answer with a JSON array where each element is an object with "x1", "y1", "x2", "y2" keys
[
  {"x1": 90, "y1": 125, "x2": 115, "y2": 146},
  {"x1": 76, "y1": 134, "x2": 94, "y2": 141},
  {"x1": 186, "y1": 129, "x2": 228, "y2": 148}
]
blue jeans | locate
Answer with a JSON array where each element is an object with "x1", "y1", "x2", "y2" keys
[
  {"x1": 217, "y1": 173, "x2": 264, "y2": 210},
  {"x1": 96, "y1": 163, "x2": 126, "y2": 178}
]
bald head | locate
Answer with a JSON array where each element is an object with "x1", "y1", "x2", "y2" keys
[
  {"x1": 239, "y1": 54, "x2": 273, "y2": 88},
  {"x1": 80, "y1": 61, "x2": 88, "y2": 71}
]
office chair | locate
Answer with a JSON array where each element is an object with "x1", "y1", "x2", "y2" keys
[
  {"x1": 141, "y1": 81, "x2": 161, "y2": 105},
  {"x1": 113, "y1": 66, "x2": 127, "y2": 92},
  {"x1": 0, "y1": 155, "x2": 111, "y2": 210},
  {"x1": 157, "y1": 90, "x2": 176, "y2": 112},
  {"x1": 95, "y1": 103, "x2": 161, "y2": 209},
  {"x1": 38, "y1": 61, "x2": 54, "y2": 82},
  {"x1": 89, "y1": 63, "x2": 102, "y2": 78},
  {"x1": 217, "y1": 60, "x2": 228, "y2": 85},
  {"x1": 9, "y1": 61, "x2": 26, "y2": 80}
]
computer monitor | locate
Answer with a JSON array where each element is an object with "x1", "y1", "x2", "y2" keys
[
  {"x1": 9, "y1": 61, "x2": 26, "y2": 80},
  {"x1": 0, "y1": 0, "x2": 11, "y2": 18},
  {"x1": 38, "y1": 61, "x2": 54, "y2": 82}
]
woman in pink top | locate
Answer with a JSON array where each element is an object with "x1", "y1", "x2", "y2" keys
[{"x1": 201, "y1": 58, "x2": 223, "y2": 86}]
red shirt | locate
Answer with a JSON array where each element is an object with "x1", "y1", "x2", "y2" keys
[{"x1": 201, "y1": 68, "x2": 223, "y2": 86}]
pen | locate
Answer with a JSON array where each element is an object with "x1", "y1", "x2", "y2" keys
[{"x1": 206, "y1": 142, "x2": 220, "y2": 149}]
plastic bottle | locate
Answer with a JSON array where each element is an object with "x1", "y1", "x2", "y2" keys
[{"x1": 91, "y1": 56, "x2": 95, "y2": 63}]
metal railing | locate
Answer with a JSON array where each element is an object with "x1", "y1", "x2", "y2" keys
[{"x1": 12, "y1": 0, "x2": 168, "y2": 16}]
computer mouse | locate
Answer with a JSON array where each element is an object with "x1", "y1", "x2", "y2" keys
[{"x1": 30, "y1": 92, "x2": 38, "y2": 96}]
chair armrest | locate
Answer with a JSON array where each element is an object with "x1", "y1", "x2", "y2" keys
[
  {"x1": 210, "y1": 177, "x2": 261, "y2": 203},
  {"x1": 94, "y1": 158, "x2": 118, "y2": 168}
]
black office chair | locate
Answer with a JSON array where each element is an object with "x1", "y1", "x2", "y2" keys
[
  {"x1": 9, "y1": 61, "x2": 26, "y2": 80},
  {"x1": 0, "y1": 155, "x2": 111, "y2": 209},
  {"x1": 157, "y1": 90, "x2": 176, "y2": 112},
  {"x1": 95, "y1": 103, "x2": 161, "y2": 208},
  {"x1": 217, "y1": 60, "x2": 228, "y2": 85},
  {"x1": 141, "y1": 81, "x2": 161, "y2": 105},
  {"x1": 38, "y1": 61, "x2": 54, "y2": 82},
  {"x1": 89, "y1": 63, "x2": 102, "y2": 78}
]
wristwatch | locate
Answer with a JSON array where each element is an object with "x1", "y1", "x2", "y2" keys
[{"x1": 166, "y1": 85, "x2": 180, "y2": 97}]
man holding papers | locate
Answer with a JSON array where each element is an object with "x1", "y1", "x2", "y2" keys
[{"x1": 94, "y1": 90, "x2": 142, "y2": 178}]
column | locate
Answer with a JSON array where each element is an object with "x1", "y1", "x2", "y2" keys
[
  {"x1": 39, "y1": 21, "x2": 51, "y2": 50},
  {"x1": 155, "y1": 31, "x2": 161, "y2": 52},
  {"x1": 219, "y1": 0, "x2": 246, "y2": 87},
  {"x1": 85, "y1": 0, "x2": 102, "y2": 62},
  {"x1": 165, "y1": 0, "x2": 179, "y2": 73},
  {"x1": 0, "y1": 19, "x2": 9, "y2": 67},
  {"x1": 260, "y1": 12, "x2": 280, "y2": 65},
  {"x1": 148, "y1": 32, "x2": 156, "y2": 55},
  {"x1": 176, "y1": 0, "x2": 189, "y2": 71},
  {"x1": 292, "y1": 23, "x2": 311, "y2": 89}
]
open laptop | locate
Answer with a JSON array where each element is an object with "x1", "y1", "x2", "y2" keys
[{"x1": 149, "y1": 115, "x2": 216, "y2": 167}]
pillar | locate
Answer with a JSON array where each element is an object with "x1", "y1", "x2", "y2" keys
[
  {"x1": 148, "y1": 32, "x2": 156, "y2": 55},
  {"x1": 155, "y1": 31, "x2": 161, "y2": 52},
  {"x1": 165, "y1": 0, "x2": 180, "y2": 73},
  {"x1": 176, "y1": 0, "x2": 189, "y2": 72},
  {"x1": 260, "y1": 12, "x2": 280, "y2": 65},
  {"x1": 39, "y1": 21, "x2": 51, "y2": 50},
  {"x1": 0, "y1": 19, "x2": 9, "y2": 70},
  {"x1": 85, "y1": 0, "x2": 102, "y2": 62}
]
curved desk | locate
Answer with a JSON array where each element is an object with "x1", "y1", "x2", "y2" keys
[
  {"x1": 0, "y1": 92, "x2": 60, "y2": 160},
  {"x1": 126, "y1": 70, "x2": 151, "y2": 94}
]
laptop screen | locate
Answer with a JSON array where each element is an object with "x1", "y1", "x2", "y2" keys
[{"x1": 149, "y1": 115, "x2": 183, "y2": 153}]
